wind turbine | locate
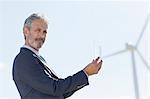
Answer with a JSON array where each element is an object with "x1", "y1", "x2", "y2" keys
[{"x1": 102, "y1": 13, "x2": 150, "y2": 99}]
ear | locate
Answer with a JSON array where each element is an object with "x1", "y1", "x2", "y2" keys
[{"x1": 23, "y1": 26, "x2": 30, "y2": 37}]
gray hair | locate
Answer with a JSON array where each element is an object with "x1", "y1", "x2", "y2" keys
[
  {"x1": 23, "y1": 13, "x2": 47, "y2": 29},
  {"x1": 23, "y1": 13, "x2": 48, "y2": 39}
]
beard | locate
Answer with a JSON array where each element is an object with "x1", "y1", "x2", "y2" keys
[{"x1": 28, "y1": 38, "x2": 45, "y2": 50}]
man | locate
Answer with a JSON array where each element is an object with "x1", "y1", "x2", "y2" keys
[{"x1": 12, "y1": 13, "x2": 103, "y2": 99}]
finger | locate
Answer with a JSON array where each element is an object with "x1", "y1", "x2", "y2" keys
[
  {"x1": 97, "y1": 58, "x2": 102, "y2": 63},
  {"x1": 93, "y1": 57, "x2": 100, "y2": 63},
  {"x1": 95, "y1": 57, "x2": 100, "y2": 61},
  {"x1": 98, "y1": 65, "x2": 101, "y2": 71},
  {"x1": 92, "y1": 59, "x2": 95, "y2": 62},
  {"x1": 100, "y1": 60, "x2": 103, "y2": 63},
  {"x1": 97, "y1": 60, "x2": 103, "y2": 67},
  {"x1": 97, "y1": 64, "x2": 102, "y2": 71}
]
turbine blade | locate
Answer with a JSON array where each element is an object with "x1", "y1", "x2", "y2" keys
[
  {"x1": 136, "y1": 49, "x2": 150, "y2": 71},
  {"x1": 102, "y1": 49, "x2": 128, "y2": 59},
  {"x1": 130, "y1": 50, "x2": 140, "y2": 99},
  {"x1": 136, "y1": 12, "x2": 150, "y2": 47}
]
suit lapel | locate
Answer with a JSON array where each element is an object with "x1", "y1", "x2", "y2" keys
[{"x1": 32, "y1": 54, "x2": 58, "y2": 80}]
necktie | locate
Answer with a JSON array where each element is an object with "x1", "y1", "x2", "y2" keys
[{"x1": 33, "y1": 54, "x2": 58, "y2": 80}]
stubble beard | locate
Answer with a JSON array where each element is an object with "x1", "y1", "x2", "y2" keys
[{"x1": 28, "y1": 38, "x2": 45, "y2": 51}]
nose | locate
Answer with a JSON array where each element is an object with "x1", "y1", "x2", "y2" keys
[
  {"x1": 40, "y1": 31, "x2": 46, "y2": 39},
  {"x1": 42, "y1": 33, "x2": 46, "y2": 38}
]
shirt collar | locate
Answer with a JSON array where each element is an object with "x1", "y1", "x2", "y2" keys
[{"x1": 22, "y1": 45, "x2": 39, "y2": 56}]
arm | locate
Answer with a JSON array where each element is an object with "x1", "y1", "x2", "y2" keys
[
  {"x1": 64, "y1": 57, "x2": 103, "y2": 98},
  {"x1": 16, "y1": 53, "x2": 89, "y2": 97},
  {"x1": 63, "y1": 84, "x2": 85, "y2": 98}
]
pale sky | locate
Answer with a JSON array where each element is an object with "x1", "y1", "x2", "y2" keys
[{"x1": 0, "y1": 0, "x2": 150, "y2": 99}]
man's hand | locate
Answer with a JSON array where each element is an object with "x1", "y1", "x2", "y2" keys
[{"x1": 83, "y1": 57, "x2": 103, "y2": 76}]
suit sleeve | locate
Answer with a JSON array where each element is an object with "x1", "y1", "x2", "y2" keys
[
  {"x1": 16, "y1": 53, "x2": 89, "y2": 97},
  {"x1": 63, "y1": 83, "x2": 85, "y2": 98}
]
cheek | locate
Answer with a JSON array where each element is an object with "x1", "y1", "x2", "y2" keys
[
  {"x1": 32, "y1": 31, "x2": 40, "y2": 38},
  {"x1": 26, "y1": 30, "x2": 40, "y2": 41},
  {"x1": 28, "y1": 32, "x2": 37, "y2": 39},
  {"x1": 26, "y1": 34, "x2": 35, "y2": 44}
]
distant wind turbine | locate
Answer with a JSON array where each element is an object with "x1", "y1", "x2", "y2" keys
[{"x1": 102, "y1": 13, "x2": 150, "y2": 99}]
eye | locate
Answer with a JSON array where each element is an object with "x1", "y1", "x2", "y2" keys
[
  {"x1": 35, "y1": 28, "x2": 41, "y2": 32},
  {"x1": 43, "y1": 30, "x2": 47, "y2": 34}
]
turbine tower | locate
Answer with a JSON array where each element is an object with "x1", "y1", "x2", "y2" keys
[{"x1": 102, "y1": 13, "x2": 150, "y2": 99}]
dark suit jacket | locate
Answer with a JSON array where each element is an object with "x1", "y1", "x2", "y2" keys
[{"x1": 12, "y1": 47, "x2": 89, "y2": 99}]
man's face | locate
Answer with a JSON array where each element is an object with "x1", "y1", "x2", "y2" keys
[{"x1": 24, "y1": 19, "x2": 48, "y2": 51}]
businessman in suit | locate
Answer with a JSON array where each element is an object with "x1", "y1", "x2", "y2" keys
[{"x1": 12, "y1": 13, "x2": 103, "y2": 99}]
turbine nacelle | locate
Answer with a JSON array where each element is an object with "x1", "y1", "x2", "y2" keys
[{"x1": 125, "y1": 43, "x2": 136, "y2": 51}]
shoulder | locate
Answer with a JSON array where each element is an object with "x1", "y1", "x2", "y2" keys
[
  {"x1": 14, "y1": 48, "x2": 31, "y2": 61},
  {"x1": 13, "y1": 48, "x2": 38, "y2": 68}
]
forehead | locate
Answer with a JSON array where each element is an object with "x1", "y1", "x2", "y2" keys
[{"x1": 31, "y1": 19, "x2": 48, "y2": 29}]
